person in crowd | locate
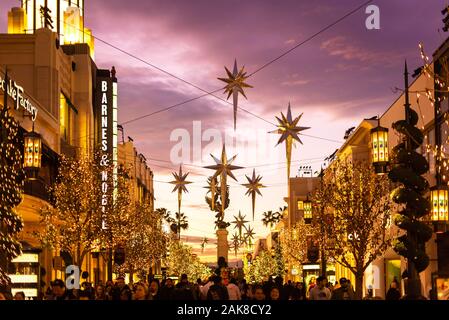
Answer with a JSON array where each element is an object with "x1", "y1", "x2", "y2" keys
[
  {"x1": 49, "y1": 279, "x2": 68, "y2": 300},
  {"x1": 253, "y1": 285, "x2": 266, "y2": 301},
  {"x1": 159, "y1": 278, "x2": 175, "y2": 300},
  {"x1": 297, "y1": 282, "x2": 307, "y2": 300},
  {"x1": 333, "y1": 281, "x2": 340, "y2": 291},
  {"x1": 112, "y1": 276, "x2": 130, "y2": 300},
  {"x1": 307, "y1": 276, "x2": 317, "y2": 298},
  {"x1": 363, "y1": 285, "x2": 375, "y2": 300},
  {"x1": 13, "y1": 291, "x2": 25, "y2": 300},
  {"x1": 226, "y1": 278, "x2": 241, "y2": 300},
  {"x1": 78, "y1": 290, "x2": 91, "y2": 300},
  {"x1": 201, "y1": 276, "x2": 214, "y2": 300},
  {"x1": 309, "y1": 276, "x2": 331, "y2": 300},
  {"x1": 148, "y1": 280, "x2": 160, "y2": 300},
  {"x1": 239, "y1": 279, "x2": 249, "y2": 300},
  {"x1": 95, "y1": 284, "x2": 106, "y2": 300},
  {"x1": 173, "y1": 274, "x2": 195, "y2": 300},
  {"x1": 331, "y1": 277, "x2": 355, "y2": 300},
  {"x1": 133, "y1": 282, "x2": 148, "y2": 300},
  {"x1": 274, "y1": 276, "x2": 285, "y2": 299},
  {"x1": 386, "y1": 281, "x2": 401, "y2": 300},
  {"x1": 0, "y1": 292, "x2": 7, "y2": 300},
  {"x1": 263, "y1": 276, "x2": 274, "y2": 297},
  {"x1": 269, "y1": 286, "x2": 281, "y2": 301},
  {"x1": 245, "y1": 284, "x2": 254, "y2": 300},
  {"x1": 288, "y1": 288, "x2": 302, "y2": 300},
  {"x1": 120, "y1": 286, "x2": 132, "y2": 300},
  {"x1": 193, "y1": 279, "x2": 203, "y2": 300},
  {"x1": 207, "y1": 276, "x2": 229, "y2": 300},
  {"x1": 81, "y1": 281, "x2": 95, "y2": 299}
]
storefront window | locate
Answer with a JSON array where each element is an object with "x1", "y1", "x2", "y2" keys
[{"x1": 385, "y1": 259, "x2": 401, "y2": 295}]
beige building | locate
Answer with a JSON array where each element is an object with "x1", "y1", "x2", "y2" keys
[
  {"x1": 117, "y1": 140, "x2": 155, "y2": 213},
  {"x1": 1, "y1": 1, "x2": 156, "y2": 297}
]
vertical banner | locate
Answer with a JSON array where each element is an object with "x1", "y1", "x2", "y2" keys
[{"x1": 95, "y1": 70, "x2": 114, "y2": 230}]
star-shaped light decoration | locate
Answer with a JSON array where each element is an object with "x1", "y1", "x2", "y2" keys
[
  {"x1": 243, "y1": 224, "x2": 255, "y2": 248},
  {"x1": 218, "y1": 59, "x2": 253, "y2": 130},
  {"x1": 231, "y1": 232, "x2": 241, "y2": 257},
  {"x1": 169, "y1": 165, "x2": 192, "y2": 219},
  {"x1": 270, "y1": 102, "x2": 310, "y2": 181},
  {"x1": 231, "y1": 211, "x2": 249, "y2": 241},
  {"x1": 204, "y1": 144, "x2": 244, "y2": 216},
  {"x1": 204, "y1": 176, "x2": 218, "y2": 211},
  {"x1": 242, "y1": 169, "x2": 265, "y2": 221}
]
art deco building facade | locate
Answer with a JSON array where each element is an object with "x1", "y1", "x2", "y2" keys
[{"x1": 1, "y1": 1, "x2": 155, "y2": 298}]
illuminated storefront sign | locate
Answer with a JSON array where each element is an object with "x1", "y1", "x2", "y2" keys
[
  {"x1": 0, "y1": 73, "x2": 38, "y2": 121},
  {"x1": 96, "y1": 69, "x2": 117, "y2": 230}
]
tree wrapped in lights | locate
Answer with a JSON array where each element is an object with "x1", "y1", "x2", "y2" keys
[
  {"x1": 37, "y1": 154, "x2": 102, "y2": 268},
  {"x1": 244, "y1": 250, "x2": 276, "y2": 283},
  {"x1": 116, "y1": 203, "x2": 168, "y2": 279},
  {"x1": 280, "y1": 221, "x2": 311, "y2": 267},
  {"x1": 166, "y1": 239, "x2": 211, "y2": 281},
  {"x1": 322, "y1": 160, "x2": 392, "y2": 300},
  {"x1": 311, "y1": 169, "x2": 335, "y2": 276},
  {"x1": 100, "y1": 166, "x2": 135, "y2": 251},
  {"x1": 0, "y1": 106, "x2": 25, "y2": 286},
  {"x1": 273, "y1": 235, "x2": 285, "y2": 278}
]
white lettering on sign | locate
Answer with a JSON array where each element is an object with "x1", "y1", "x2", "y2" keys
[
  {"x1": 100, "y1": 80, "x2": 109, "y2": 230},
  {"x1": 0, "y1": 74, "x2": 38, "y2": 121}
]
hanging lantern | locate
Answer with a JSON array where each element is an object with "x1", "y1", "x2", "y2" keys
[
  {"x1": 430, "y1": 185, "x2": 449, "y2": 222},
  {"x1": 370, "y1": 125, "x2": 389, "y2": 174},
  {"x1": 24, "y1": 131, "x2": 42, "y2": 169},
  {"x1": 303, "y1": 198, "x2": 313, "y2": 224}
]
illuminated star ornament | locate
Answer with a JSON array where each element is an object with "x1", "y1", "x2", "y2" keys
[
  {"x1": 204, "y1": 176, "x2": 218, "y2": 211},
  {"x1": 242, "y1": 169, "x2": 265, "y2": 221},
  {"x1": 271, "y1": 102, "x2": 310, "y2": 181},
  {"x1": 218, "y1": 59, "x2": 253, "y2": 130},
  {"x1": 244, "y1": 225, "x2": 255, "y2": 247},
  {"x1": 231, "y1": 233, "x2": 241, "y2": 256},
  {"x1": 231, "y1": 211, "x2": 249, "y2": 241},
  {"x1": 204, "y1": 144, "x2": 243, "y2": 215},
  {"x1": 169, "y1": 165, "x2": 192, "y2": 218}
]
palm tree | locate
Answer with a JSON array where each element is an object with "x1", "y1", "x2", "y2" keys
[
  {"x1": 172, "y1": 212, "x2": 189, "y2": 240},
  {"x1": 155, "y1": 208, "x2": 171, "y2": 223},
  {"x1": 201, "y1": 237, "x2": 208, "y2": 253},
  {"x1": 262, "y1": 211, "x2": 275, "y2": 228}
]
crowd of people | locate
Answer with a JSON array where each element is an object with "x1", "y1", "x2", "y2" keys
[{"x1": 0, "y1": 274, "x2": 403, "y2": 301}]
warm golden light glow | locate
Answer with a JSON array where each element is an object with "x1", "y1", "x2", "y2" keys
[
  {"x1": 24, "y1": 131, "x2": 42, "y2": 169},
  {"x1": 304, "y1": 200, "x2": 312, "y2": 221},
  {"x1": 11, "y1": 253, "x2": 39, "y2": 263},
  {"x1": 297, "y1": 200, "x2": 304, "y2": 210},
  {"x1": 430, "y1": 186, "x2": 449, "y2": 222},
  {"x1": 9, "y1": 274, "x2": 38, "y2": 284},
  {"x1": 371, "y1": 126, "x2": 389, "y2": 163}
]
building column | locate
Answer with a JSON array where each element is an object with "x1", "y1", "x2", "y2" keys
[{"x1": 216, "y1": 228, "x2": 229, "y2": 263}]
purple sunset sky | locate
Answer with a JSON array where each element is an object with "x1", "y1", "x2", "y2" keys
[{"x1": 0, "y1": 0, "x2": 446, "y2": 260}]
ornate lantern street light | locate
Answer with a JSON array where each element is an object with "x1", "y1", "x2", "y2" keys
[
  {"x1": 430, "y1": 186, "x2": 449, "y2": 224},
  {"x1": 23, "y1": 129, "x2": 42, "y2": 177},
  {"x1": 370, "y1": 121, "x2": 389, "y2": 175}
]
